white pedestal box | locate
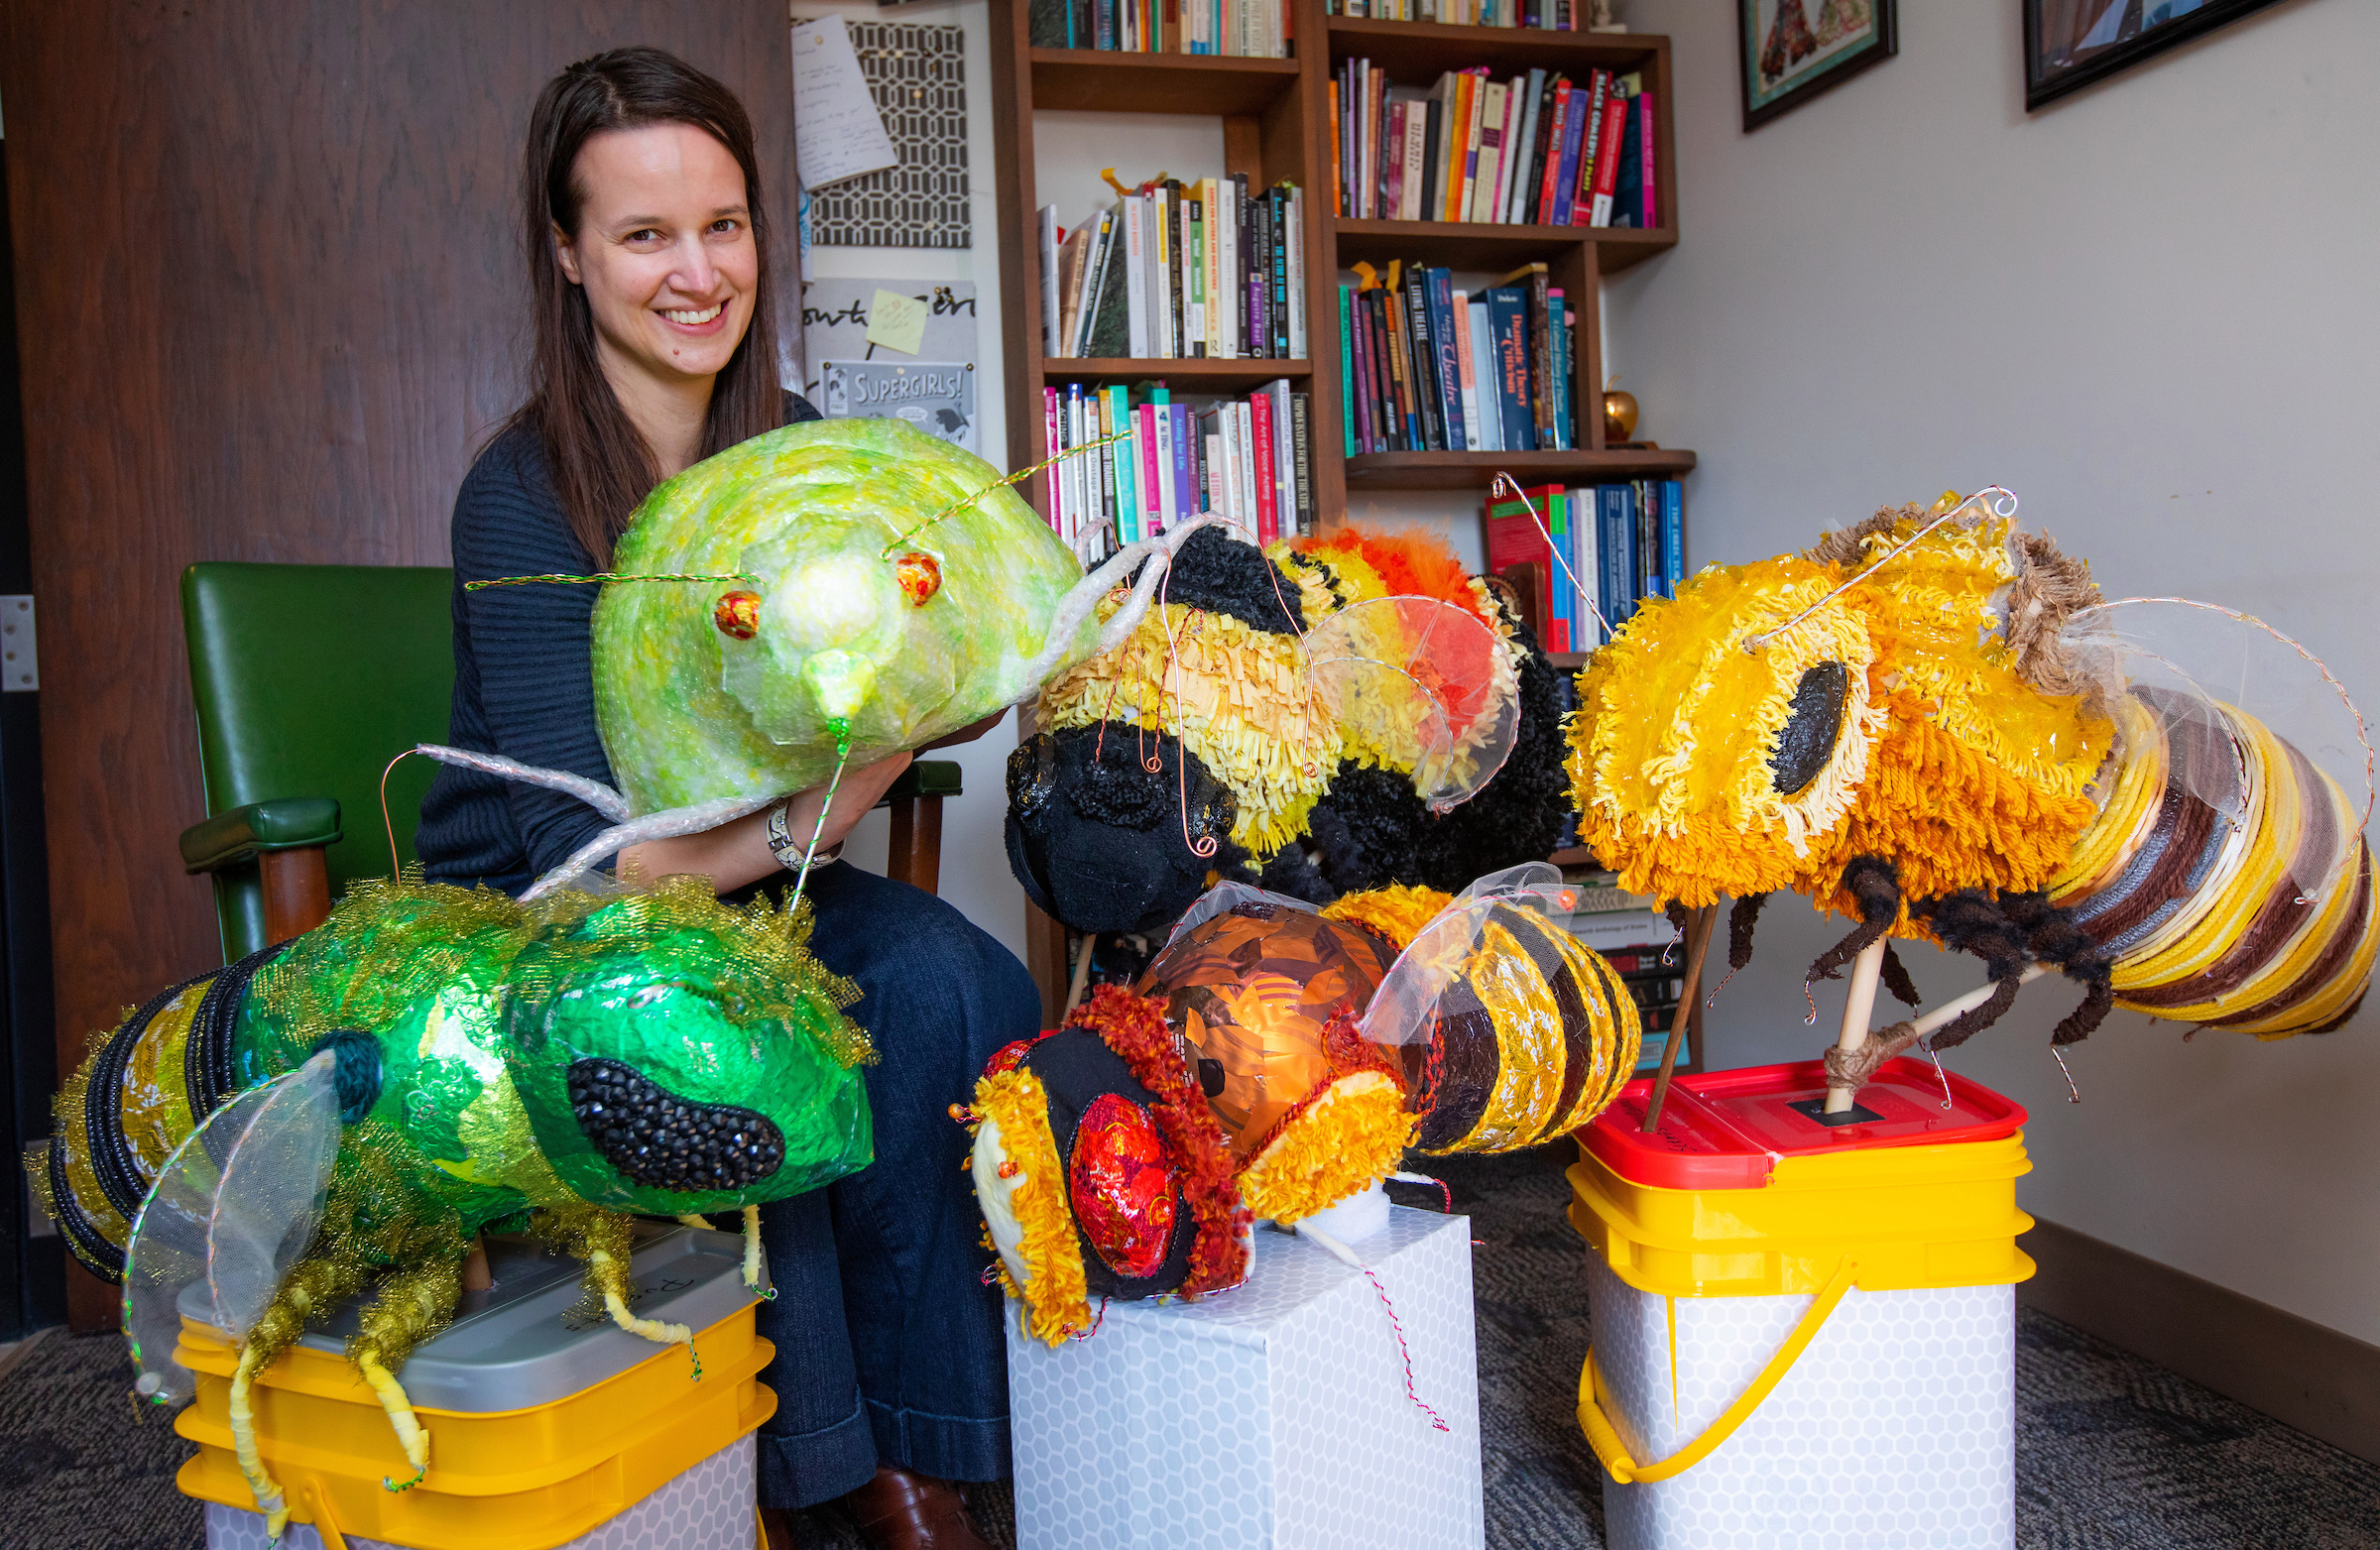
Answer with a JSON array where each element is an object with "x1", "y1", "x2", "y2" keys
[
  {"x1": 1006, "y1": 1204, "x2": 1484, "y2": 1550},
  {"x1": 1589, "y1": 1254, "x2": 2016, "y2": 1550}
]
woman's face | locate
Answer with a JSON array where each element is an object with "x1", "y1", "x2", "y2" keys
[{"x1": 554, "y1": 123, "x2": 760, "y2": 390}]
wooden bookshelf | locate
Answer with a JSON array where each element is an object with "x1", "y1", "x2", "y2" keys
[
  {"x1": 988, "y1": 2, "x2": 1694, "y2": 1014},
  {"x1": 991, "y1": 0, "x2": 1692, "y2": 527}
]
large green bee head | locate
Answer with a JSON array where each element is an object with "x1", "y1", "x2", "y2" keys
[{"x1": 501, "y1": 883, "x2": 875, "y2": 1216}]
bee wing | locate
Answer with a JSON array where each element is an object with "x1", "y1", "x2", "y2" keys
[
  {"x1": 1304, "y1": 596, "x2": 1521, "y2": 811},
  {"x1": 122, "y1": 1051, "x2": 342, "y2": 1409}
]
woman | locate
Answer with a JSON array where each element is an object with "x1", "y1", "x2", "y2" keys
[{"x1": 416, "y1": 48, "x2": 1030, "y2": 1550}]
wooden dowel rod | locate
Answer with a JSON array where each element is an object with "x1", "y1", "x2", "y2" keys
[
  {"x1": 1910, "y1": 963, "x2": 2049, "y2": 1040},
  {"x1": 1640, "y1": 904, "x2": 1718, "y2": 1134},
  {"x1": 1061, "y1": 930, "x2": 1097, "y2": 1018},
  {"x1": 1822, "y1": 938, "x2": 1889, "y2": 1114}
]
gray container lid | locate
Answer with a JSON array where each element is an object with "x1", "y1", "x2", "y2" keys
[{"x1": 178, "y1": 1221, "x2": 765, "y2": 1411}]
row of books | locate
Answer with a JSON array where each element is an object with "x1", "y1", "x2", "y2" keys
[
  {"x1": 1337, "y1": 261, "x2": 1578, "y2": 456},
  {"x1": 1553, "y1": 866, "x2": 1688, "y2": 1067},
  {"x1": 1038, "y1": 179, "x2": 1308, "y2": 361},
  {"x1": 1486, "y1": 481, "x2": 1684, "y2": 653},
  {"x1": 1333, "y1": 58, "x2": 1655, "y2": 228},
  {"x1": 1040, "y1": 380, "x2": 1315, "y2": 555},
  {"x1": 1327, "y1": 0, "x2": 1604, "y2": 26},
  {"x1": 1026, "y1": 0, "x2": 1290, "y2": 57}
]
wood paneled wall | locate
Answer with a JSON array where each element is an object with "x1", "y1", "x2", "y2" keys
[{"x1": 0, "y1": 1, "x2": 799, "y2": 1323}]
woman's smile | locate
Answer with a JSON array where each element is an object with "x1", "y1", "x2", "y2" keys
[{"x1": 661, "y1": 299, "x2": 728, "y2": 330}]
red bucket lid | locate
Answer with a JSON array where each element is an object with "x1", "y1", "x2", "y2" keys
[{"x1": 1578, "y1": 1057, "x2": 2029, "y2": 1191}]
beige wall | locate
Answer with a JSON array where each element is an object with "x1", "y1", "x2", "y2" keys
[{"x1": 1606, "y1": 0, "x2": 2379, "y2": 1342}]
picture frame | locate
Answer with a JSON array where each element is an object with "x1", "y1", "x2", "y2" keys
[
  {"x1": 2025, "y1": 0, "x2": 2288, "y2": 111},
  {"x1": 1739, "y1": 0, "x2": 1899, "y2": 132}
]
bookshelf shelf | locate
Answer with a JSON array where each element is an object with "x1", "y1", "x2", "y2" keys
[
  {"x1": 1331, "y1": 216, "x2": 1674, "y2": 274},
  {"x1": 1324, "y1": 15, "x2": 1666, "y2": 76},
  {"x1": 991, "y1": 2, "x2": 1696, "y2": 1013},
  {"x1": 1043, "y1": 356, "x2": 1315, "y2": 388},
  {"x1": 1028, "y1": 49, "x2": 1301, "y2": 115},
  {"x1": 1346, "y1": 445, "x2": 1696, "y2": 489}
]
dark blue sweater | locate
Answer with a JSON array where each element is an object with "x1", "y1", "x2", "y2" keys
[{"x1": 416, "y1": 397, "x2": 820, "y2": 894}]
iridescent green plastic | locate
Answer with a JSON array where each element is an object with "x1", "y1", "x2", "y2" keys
[
  {"x1": 593, "y1": 417, "x2": 1093, "y2": 815},
  {"x1": 228, "y1": 880, "x2": 873, "y2": 1232}
]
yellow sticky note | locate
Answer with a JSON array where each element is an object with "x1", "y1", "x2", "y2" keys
[{"x1": 865, "y1": 289, "x2": 929, "y2": 355}]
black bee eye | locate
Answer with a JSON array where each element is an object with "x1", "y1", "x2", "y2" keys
[
  {"x1": 1770, "y1": 661, "x2": 1849, "y2": 795},
  {"x1": 1007, "y1": 733, "x2": 1060, "y2": 814}
]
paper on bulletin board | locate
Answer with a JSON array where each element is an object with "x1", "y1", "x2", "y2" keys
[
  {"x1": 819, "y1": 360, "x2": 977, "y2": 454},
  {"x1": 790, "y1": 17, "x2": 898, "y2": 189},
  {"x1": 800, "y1": 280, "x2": 978, "y2": 401},
  {"x1": 865, "y1": 289, "x2": 930, "y2": 355}
]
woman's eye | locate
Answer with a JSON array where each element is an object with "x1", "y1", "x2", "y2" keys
[
  {"x1": 709, "y1": 218, "x2": 742, "y2": 235},
  {"x1": 624, "y1": 228, "x2": 662, "y2": 244}
]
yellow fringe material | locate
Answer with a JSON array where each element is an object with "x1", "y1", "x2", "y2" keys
[
  {"x1": 971, "y1": 1067, "x2": 1091, "y2": 1348},
  {"x1": 229, "y1": 1344, "x2": 289, "y2": 1538},
  {"x1": 1037, "y1": 603, "x2": 1334, "y2": 860},
  {"x1": 1321, "y1": 885, "x2": 1456, "y2": 952},
  {"x1": 1236, "y1": 1073, "x2": 1415, "y2": 1223}
]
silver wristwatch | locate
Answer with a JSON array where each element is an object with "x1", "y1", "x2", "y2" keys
[{"x1": 766, "y1": 797, "x2": 840, "y2": 872}]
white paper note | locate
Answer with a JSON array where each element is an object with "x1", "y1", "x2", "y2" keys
[{"x1": 790, "y1": 17, "x2": 898, "y2": 190}]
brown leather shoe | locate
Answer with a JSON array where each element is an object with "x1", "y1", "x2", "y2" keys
[{"x1": 840, "y1": 1466, "x2": 994, "y2": 1550}]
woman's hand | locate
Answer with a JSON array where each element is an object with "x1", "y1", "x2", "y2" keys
[{"x1": 616, "y1": 751, "x2": 916, "y2": 894}]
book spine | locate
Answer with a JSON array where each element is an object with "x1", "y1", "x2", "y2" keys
[
  {"x1": 1549, "y1": 79, "x2": 1587, "y2": 226},
  {"x1": 1458, "y1": 70, "x2": 1488, "y2": 222},
  {"x1": 1401, "y1": 264, "x2": 1441, "y2": 450},
  {"x1": 1135, "y1": 403, "x2": 1162, "y2": 541},
  {"x1": 1285, "y1": 186, "x2": 1306, "y2": 359},
  {"x1": 1524, "y1": 267, "x2": 1554, "y2": 449},
  {"x1": 1107, "y1": 388, "x2": 1131, "y2": 540},
  {"x1": 1468, "y1": 80, "x2": 1503, "y2": 224},
  {"x1": 1250, "y1": 389, "x2": 1279, "y2": 544},
  {"x1": 1381, "y1": 278, "x2": 1418, "y2": 450},
  {"x1": 1124, "y1": 196, "x2": 1148, "y2": 356},
  {"x1": 1427, "y1": 268, "x2": 1465, "y2": 452},
  {"x1": 1537, "y1": 79, "x2": 1572, "y2": 226},
  {"x1": 1371, "y1": 290, "x2": 1402, "y2": 450},
  {"x1": 1467, "y1": 299, "x2": 1498, "y2": 451},
  {"x1": 1330, "y1": 74, "x2": 1345, "y2": 216},
  {"x1": 1489, "y1": 289, "x2": 1532, "y2": 451},
  {"x1": 1290, "y1": 391, "x2": 1313, "y2": 536},
  {"x1": 1450, "y1": 288, "x2": 1478, "y2": 453},
  {"x1": 1351, "y1": 285, "x2": 1380, "y2": 452},
  {"x1": 1508, "y1": 68, "x2": 1544, "y2": 223},
  {"x1": 1186, "y1": 196, "x2": 1205, "y2": 355},
  {"x1": 1095, "y1": 391, "x2": 1117, "y2": 540},
  {"x1": 1382, "y1": 100, "x2": 1406, "y2": 216},
  {"x1": 1337, "y1": 286, "x2": 1360, "y2": 454},
  {"x1": 1157, "y1": 185, "x2": 1178, "y2": 356},
  {"x1": 1038, "y1": 206, "x2": 1060, "y2": 356},
  {"x1": 1590, "y1": 86, "x2": 1625, "y2": 227},
  {"x1": 1572, "y1": 70, "x2": 1609, "y2": 225},
  {"x1": 1235, "y1": 401, "x2": 1260, "y2": 537},
  {"x1": 1660, "y1": 480, "x2": 1683, "y2": 596},
  {"x1": 1547, "y1": 489, "x2": 1570, "y2": 654},
  {"x1": 1548, "y1": 288, "x2": 1570, "y2": 450},
  {"x1": 1170, "y1": 404, "x2": 1194, "y2": 526},
  {"x1": 1042, "y1": 387, "x2": 1062, "y2": 535},
  {"x1": 1270, "y1": 188, "x2": 1291, "y2": 359},
  {"x1": 1639, "y1": 90, "x2": 1658, "y2": 228}
]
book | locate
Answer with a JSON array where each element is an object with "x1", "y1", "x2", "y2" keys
[
  {"x1": 1285, "y1": 185, "x2": 1306, "y2": 358},
  {"x1": 1489, "y1": 77, "x2": 1524, "y2": 224},
  {"x1": 1124, "y1": 196, "x2": 1149, "y2": 357},
  {"x1": 1263, "y1": 378, "x2": 1295, "y2": 539},
  {"x1": 1548, "y1": 288, "x2": 1572, "y2": 450},
  {"x1": 1401, "y1": 262, "x2": 1444, "y2": 450},
  {"x1": 1508, "y1": 68, "x2": 1546, "y2": 223},
  {"x1": 1290, "y1": 391, "x2": 1313, "y2": 535},
  {"x1": 1467, "y1": 298, "x2": 1499, "y2": 451},
  {"x1": 1337, "y1": 286, "x2": 1359, "y2": 456},
  {"x1": 1501, "y1": 262, "x2": 1554, "y2": 449},
  {"x1": 1470, "y1": 79, "x2": 1506, "y2": 224},
  {"x1": 1185, "y1": 193, "x2": 1206, "y2": 355},
  {"x1": 1169, "y1": 402, "x2": 1195, "y2": 526},
  {"x1": 1382, "y1": 100, "x2": 1408, "y2": 217},
  {"x1": 1536, "y1": 77, "x2": 1574, "y2": 226},
  {"x1": 1608, "y1": 87, "x2": 1643, "y2": 230},
  {"x1": 1637, "y1": 90, "x2": 1658, "y2": 229},
  {"x1": 1037, "y1": 206, "x2": 1062, "y2": 356},
  {"x1": 1658, "y1": 480, "x2": 1684, "y2": 598},
  {"x1": 1425, "y1": 267, "x2": 1465, "y2": 452},
  {"x1": 1484, "y1": 486, "x2": 1560, "y2": 640},
  {"x1": 1486, "y1": 287, "x2": 1533, "y2": 451},
  {"x1": 1450, "y1": 287, "x2": 1479, "y2": 452},
  {"x1": 1546, "y1": 488, "x2": 1570, "y2": 653},
  {"x1": 1598, "y1": 484, "x2": 1637, "y2": 631},
  {"x1": 1588, "y1": 83, "x2": 1627, "y2": 228},
  {"x1": 1550, "y1": 73, "x2": 1592, "y2": 227}
]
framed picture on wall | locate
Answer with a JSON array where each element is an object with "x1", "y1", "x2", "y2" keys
[
  {"x1": 1739, "y1": 0, "x2": 1898, "y2": 131},
  {"x1": 2025, "y1": 0, "x2": 2287, "y2": 110}
]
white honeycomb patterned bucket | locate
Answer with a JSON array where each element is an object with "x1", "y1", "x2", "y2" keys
[
  {"x1": 202, "y1": 1434, "x2": 755, "y2": 1550},
  {"x1": 1589, "y1": 1254, "x2": 2014, "y2": 1550}
]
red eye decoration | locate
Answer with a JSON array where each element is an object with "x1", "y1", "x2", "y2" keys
[
  {"x1": 713, "y1": 590, "x2": 762, "y2": 640},
  {"x1": 895, "y1": 550, "x2": 942, "y2": 607},
  {"x1": 1068, "y1": 1092, "x2": 1176, "y2": 1280}
]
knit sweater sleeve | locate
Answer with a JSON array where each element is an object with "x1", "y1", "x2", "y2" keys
[{"x1": 446, "y1": 429, "x2": 619, "y2": 881}]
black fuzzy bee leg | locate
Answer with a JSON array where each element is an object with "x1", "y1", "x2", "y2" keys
[
  {"x1": 1879, "y1": 944, "x2": 1923, "y2": 1009},
  {"x1": 1997, "y1": 891, "x2": 2116, "y2": 1047},
  {"x1": 1913, "y1": 889, "x2": 2075, "y2": 1050},
  {"x1": 1807, "y1": 857, "x2": 1902, "y2": 984},
  {"x1": 1728, "y1": 893, "x2": 1768, "y2": 971}
]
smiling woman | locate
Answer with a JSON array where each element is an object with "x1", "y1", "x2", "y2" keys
[{"x1": 412, "y1": 47, "x2": 1030, "y2": 1550}]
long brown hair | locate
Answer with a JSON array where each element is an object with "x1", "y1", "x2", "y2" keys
[{"x1": 514, "y1": 48, "x2": 784, "y2": 564}]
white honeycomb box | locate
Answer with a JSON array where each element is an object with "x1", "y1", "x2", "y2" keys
[
  {"x1": 202, "y1": 1434, "x2": 755, "y2": 1550},
  {"x1": 1007, "y1": 1205, "x2": 1484, "y2": 1550},
  {"x1": 1589, "y1": 1255, "x2": 2014, "y2": 1550}
]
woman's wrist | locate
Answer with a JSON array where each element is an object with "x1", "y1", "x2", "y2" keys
[{"x1": 765, "y1": 795, "x2": 841, "y2": 872}]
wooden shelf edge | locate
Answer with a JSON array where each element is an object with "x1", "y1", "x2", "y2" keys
[
  {"x1": 1323, "y1": 15, "x2": 1667, "y2": 63},
  {"x1": 1344, "y1": 446, "x2": 1697, "y2": 488},
  {"x1": 1028, "y1": 48, "x2": 1302, "y2": 114},
  {"x1": 1330, "y1": 217, "x2": 1675, "y2": 272},
  {"x1": 1028, "y1": 47, "x2": 1300, "y2": 72},
  {"x1": 1042, "y1": 357, "x2": 1313, "y2": 384},
  {"x1": 1549, "y1": 846, "x2": 1599, "y2": 867}
]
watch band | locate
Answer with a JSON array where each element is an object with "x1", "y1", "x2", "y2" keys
[{"x1": 766, "y1": 797, "x2": 839, "y2": 872}]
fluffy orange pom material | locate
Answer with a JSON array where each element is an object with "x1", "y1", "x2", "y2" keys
[
  {"x1": 1291, "y1": 528, "x2": 1493, "y2": 627},
  {"x1": 1066, "y1": 986, "x2": 1251, "y2": 1296}
]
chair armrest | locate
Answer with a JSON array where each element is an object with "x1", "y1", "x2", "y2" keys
[
  {"x1": 880, "y1": 760, "x2": 963, "y2": 804},
  {"x1": 180, "y1": 797, "x2": 344, "y2": 875}
]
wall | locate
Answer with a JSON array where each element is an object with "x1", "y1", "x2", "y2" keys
[
  {"x1": 792, "y1": 0, "x2": 1034, "y2": 962},
  {"x1": 0, "y1": 0, "x2": 805, "y2": 1323},
  {"x1": 1606, "y1": 0, "x2": 2379, "y2": 1343}
]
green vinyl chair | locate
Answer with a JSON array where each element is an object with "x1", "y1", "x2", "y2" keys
[{"x1": 178, "y1": 562, "x2": 959, "y2": 963}]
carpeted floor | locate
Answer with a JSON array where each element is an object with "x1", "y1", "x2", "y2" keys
[{"x1": 6, "y1": 1146, "x2": 2377, "y2": 1549}]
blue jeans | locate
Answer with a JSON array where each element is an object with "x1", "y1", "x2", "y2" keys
[{"x1": 750, "y1": 861, "x2": 1040, "y2": 1508}]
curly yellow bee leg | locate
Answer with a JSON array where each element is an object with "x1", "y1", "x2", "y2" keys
[
  {"x1": 587, "y1": 1245, "x2": 700, "y2": 1377},
  {"x1": 742, "y1": 1204, "x2": 773, "y2": 1299},
  {"x1": 674, "y1": 1213, "x2": 713, "y2": 1231},
  {"x1": 228, "y1": 1341, "x2": 291, "y2": 1539},
  {"x1": 355, "y1": 1350, "x2": 431, "y2": 1490}
]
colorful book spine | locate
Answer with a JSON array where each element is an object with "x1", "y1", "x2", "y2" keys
[
  {"x1": 1338, "y1": 286, "x2": 1359, "y2": 456},
  {"x1": 1659, "y1": 480, "x2": 1684, "y2": 597},
  {"x1": 1250, "y1": 388, "x2": 1279, "y2": 542}
]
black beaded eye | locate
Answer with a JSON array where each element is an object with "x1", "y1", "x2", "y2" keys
[
  {"x1": 1007, "y1": 733, "x2": 1060, "y2": 815},
  {"x1": 566, "y1": 1058, "x2": 784, "y2": 1191},
  {"x1": 1770, "y1": 661, "x2": 1849, "y2": 795}
]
